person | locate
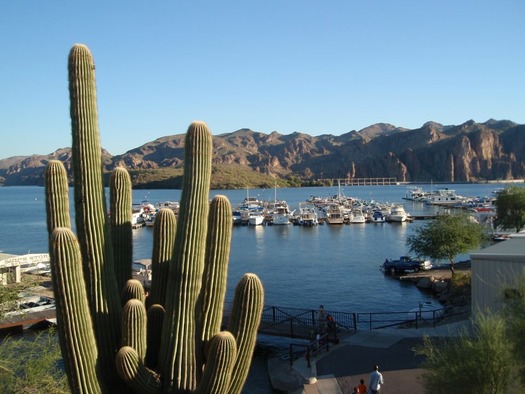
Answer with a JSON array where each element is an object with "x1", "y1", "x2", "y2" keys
[
  {"x1": 356, "y1": 378, "x2": 367, "y2": 394},
  {"x1": 369, "y1": 365, "x2": 384, "y2": 394},
  {"x1": 318, "y1": 304, "x2": 327, "y2": 334}
]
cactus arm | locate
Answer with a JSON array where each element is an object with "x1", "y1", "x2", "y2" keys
[
  {"x1": 116, "y1": 347, "x2": 161, "y2": 394},
  {"x1": 68, "y1": 43, "x2": 123, "y2": 390},
  {"x1": 121, "y1": 299, "x2": 147, "y2": 362},
  {"x1": 45, "y1": 160, "x2": 72, "y2": 233},
  {"x1": 227, "y1": 274, "x2": 264, "y2": 394},
  {"x1": 110, "y1": 167, "x2": 133, "y2": 293},
  {"x1": 148, "y1": 208, "x2": 177, "y2": 308},
  {"x1": 196, "y1": 195, "x2": 232, "y2": 373},
  {"x1": 49, "y1": 227, "x2": 104, "y2": 394},
  {"x1": 194, "y1": 331, "x2": 237, "y2": 394},
  {"x1": 121, "y1": 279, "x2": 147, "y2": 307},
  {"x1": 159, "y1": 121, "x2": 213, "y2": 391},
  {"x1": 145, "y1": 304, "x2": 165, "y2": 370}
]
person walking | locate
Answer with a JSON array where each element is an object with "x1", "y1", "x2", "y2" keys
[
  {"x1": 369, "y1": 365, "x2": 384, "y2": 394},
  {"x1": 356, "y1": 378, "x2": 367, "y2": 394}
]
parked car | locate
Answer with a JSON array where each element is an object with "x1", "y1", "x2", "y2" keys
[{"x1": 382, "y1": 256, "x2": 432, "y2": 275}]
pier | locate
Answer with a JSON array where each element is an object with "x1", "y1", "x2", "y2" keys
[{"x1": 318, "y1": 177, "x2": 398, "y2": 186}]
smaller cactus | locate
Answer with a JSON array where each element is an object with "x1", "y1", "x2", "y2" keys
[{"x1": 121, "y1": 279, "x2": 146, "y2": 306}]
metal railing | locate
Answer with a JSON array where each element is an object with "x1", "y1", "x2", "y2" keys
[
  {"x1": 223, "y1": 304, "x2": 463, "y2": 336},
  {"x1": 289, "y1": 333, "x2": 330, "y2": 368}
]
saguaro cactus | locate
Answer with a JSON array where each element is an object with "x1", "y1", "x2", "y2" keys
[{"x1": 45, "y1": 43, "x2": 264, "y2": 394}]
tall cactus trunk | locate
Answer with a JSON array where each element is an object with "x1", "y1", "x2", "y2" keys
[
  {"x1": 159, "y1": 121, "x2": 213, "y2": 392},
  {"x1": 49, "y1": 227, "x2": 104, "y2": 394},
  {"x1": 110, "y1": 167, "x2": 133, "y2": 293},
  {"x1": 68, "y1": 43, "x2": 123, "y2": 391}
]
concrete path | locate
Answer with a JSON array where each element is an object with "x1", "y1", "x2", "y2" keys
[{"x1": 269, "y1": 320, "x2": 472, "y2": 393}]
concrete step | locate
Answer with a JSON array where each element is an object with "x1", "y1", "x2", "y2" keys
[{"x1": 302, "y1": 374, "x2": 343, "y2": 394}]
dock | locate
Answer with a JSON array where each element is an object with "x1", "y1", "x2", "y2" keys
[{"x1": 0, "y1": 309, "x2": 56, "y2": 334}]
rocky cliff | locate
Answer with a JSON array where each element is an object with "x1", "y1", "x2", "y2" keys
[{"x1": 1, "y1": 119, "x2": 523, "y2": 187}]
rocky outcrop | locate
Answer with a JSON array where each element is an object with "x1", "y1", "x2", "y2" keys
[{"x1": 1, "y1": 119, "x2": 524, "y2": 186}]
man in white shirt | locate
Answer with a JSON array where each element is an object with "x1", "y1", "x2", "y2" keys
[{"x1": 369, "y1": 365, "x2": 384, "y2": 393}]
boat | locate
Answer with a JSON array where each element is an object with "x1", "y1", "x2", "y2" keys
[
  {"x1": 370, "y1": 210, "x2": 386, "y2": 223},
  {"x1": 297, "y1": 203, "x2": 319, "y2": 226},
  {"x1": 387, "y1": 205, "x2": 408, "y2": 222},
  {"x1": 145, "y1": 213, "x2": 156, "y2": 227},
  {"x1": 155, "y1": 201, "x2": 180, "y2": 214},
  {"x1": 348, "y1": 208, "x2": 366, "y2": 224},
  {"x1": 267, "y1": 184, "x2": 294, "y2": 225},
  {"x1": 232, "y1": 209, "x2": 244, "y2": 225},
  {"x1": 425, "y1": 189, "x2": 465, "y2": 205},
  {"x1": 403, "y1": 186, "x2": 428, "y2": 201},
  {"x1": 132, "y1": 201, "x2": 156, "y2": 228},
  {"x1": 248, "y1": 211, "x2": 265, "y2": 226},
  {"x1": 271, "y1": 205, "x2": 293, "y2": 225},
  {"x1": 325, "y1": 204, "x2": 345, "y2": 225}
]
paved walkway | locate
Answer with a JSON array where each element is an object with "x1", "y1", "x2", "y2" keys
[{"x1": 268, "y1": 320, "x2": 472, "y2": 394}]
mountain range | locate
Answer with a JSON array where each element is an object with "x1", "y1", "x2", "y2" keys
[{"x1": 1, "y1": 119, "x2": 524, "y2": 188}]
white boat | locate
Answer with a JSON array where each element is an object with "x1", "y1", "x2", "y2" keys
[
  {"x1": 348, "y1": 208, "x2": 366, "y2": 224},
  {"x1": 132, "y1": 201, "x2": 156, "y2": 227},
  {"x1": 248, "y1": 212, "x2": 264, "y2": 226},
  {"x1": 271, "y1": 203, "x2": 293, "y2": 225},
  {"x1": 388, "y1": 205, "x2": 408, "y2": 222},
  {"x1": 425, "y1": 189, "x2": 464, "y2": 205},
  {"x1": 403, "y1": 186, "x2": 429, "y2": 201},
  {"x1": 297, "y1": 203, "x2": 319, "y2": 226},
  {"x1": 325, "y1": 204, "x2": 345, "y2": 224}
]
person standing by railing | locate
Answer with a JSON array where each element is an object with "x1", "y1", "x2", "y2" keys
[{"x1": 318, "y1": 304, "x2": 327, "y2": 334}]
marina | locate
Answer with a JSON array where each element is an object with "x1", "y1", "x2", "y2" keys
[{"x1": 0, "y1": 182, "x2": 512, "y2": 314}]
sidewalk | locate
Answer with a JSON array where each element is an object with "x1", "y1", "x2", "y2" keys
[{"x1": 268, "y1": 320, "x2": 472, "y2": 393}]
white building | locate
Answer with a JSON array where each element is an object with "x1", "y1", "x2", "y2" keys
[
  {"x1": 471, "y1": 236, "x2": 525, "y2": 314},
  {"x1": 0, "y1": 253, "x2": 50, "y2": 285}
]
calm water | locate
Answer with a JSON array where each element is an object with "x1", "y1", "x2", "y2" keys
[
  {"x1": 0, "y1": 183, "x2": 513, "y2": 393},
  {"x1": 0, "y1": 183, "x2": 501, "y2": 312}
]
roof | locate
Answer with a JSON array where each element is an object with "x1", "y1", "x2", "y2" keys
[{"x1": 471, "y1": 237, "x2": 525, "y2": 260}]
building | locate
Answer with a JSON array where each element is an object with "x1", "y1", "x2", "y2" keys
[
  {"x1": 0, "y1": 253, "x2": 50, "y2": 285},
  {"x1": 471, "y1": 236, "x2": 525, "y2": 314}
]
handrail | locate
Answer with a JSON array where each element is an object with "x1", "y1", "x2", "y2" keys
[
  {"x1": 289, "y1": 333, "x2": 330, "y2": 367},
  {"x1": 223, "y1": 303, "x2": 460, "y2": 334}
]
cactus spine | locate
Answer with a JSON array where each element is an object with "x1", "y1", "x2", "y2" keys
[{"x1": 46, "y1": 43, "x2": 264, "y2": 394}]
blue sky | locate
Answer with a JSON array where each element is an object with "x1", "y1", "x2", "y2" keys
[{"x1": 1, "y1": 1, "x2": 524, "y2": 159}]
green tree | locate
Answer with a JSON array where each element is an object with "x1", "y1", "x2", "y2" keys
[
  {"x1": 0, "y1": 276, "x2": 38, "y2": 318},
  {"x1": 415, "y1": 313, "x2": 520, "y2": 394},
  {"x1": 494, "y1": 186, "x2": 525, "y2": 233},
  {"x1": 406, "y1": 214, "x2": 485, "y2": 274}
]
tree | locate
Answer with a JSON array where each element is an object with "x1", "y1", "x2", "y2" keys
[
  {"x1": 414, "y1": 274, "x2": 525, "y2": 393},
  {"x1": 414, "y1": 313, "x2": 520, "y2": 394},
  {"x1": 406, "y1": 214, "x2": 485, "y2": 274},
  {"x1": 494, "y1": 186, "x2": 525, "y2": 233}
]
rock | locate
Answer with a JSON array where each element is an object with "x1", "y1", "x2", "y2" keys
[{"x1": 416, "y1": 277, "x2": 434, "y2": 290}]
